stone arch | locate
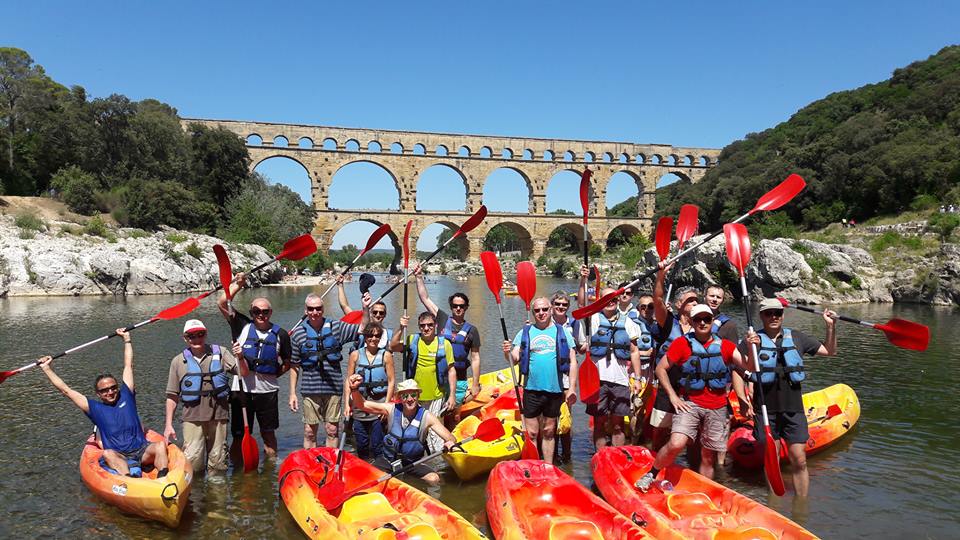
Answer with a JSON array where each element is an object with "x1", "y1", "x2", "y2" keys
[
  {"x1": 602, "y1": 152, "x2": 613, "y2": 163},
  {"x1": 522, "y1": 149, "x2": 534, "y2": 160},
  {"x1": 345, "y1": 139, "x2": 360, "y2": 152},
  {"x1": 322, "y1": 137, "x2": 337, "y2": 150},
  {"x1": 458, "y1": 145, "x2": 471, "y2": 157},
  {"x1": 298, "y1": 137, "x2": 313, "y2": 149},
  {"x1": 635, "y1": 153, "x2": 645, "y2": 164},
  {"x1": 698, "y1": 155, "x2": 709, "y2": 166},
  {"x1": 273, "y1": 135, "x2": 289, "y2": 147},
  {"x1": 546, "y1": 222, "x2": 590, "y2": 253},
  {"x1": 649, "y1": 154, "x2": 662, "y2": 165},
  {"x1": 658, "y1": 171, "x2": 692, "y2": 187},
  {"x1": 481, "y1": 167, "x2": 534, "y2": 213},
  {"x1": 417, "y1": 221, "x2": 470, "y2": 261},
  {"x1": 605, "y1": 171, "x2": 645, "y2": 217},
  {"x1": 246, "y1": 134, "x2": 263, "y2": 145},
  {"x1": 606, "y1": 223, "x2": 643, "y2": 250},
  {"x1": 329, "y1": 218, "x2": 403, "y2": 270},
  {"x1": 683, "y1": 155, "x2": 694, "y2": 166},
  {"x1": 435, "y1": 144, "x2": 449, "y2": 156},
  {"x1": 416, "y1": 164, "x2": 469, "y2": 211},
  {"x1": 563, "y1": 150, "x2": 575, "y2": 162},
  {"x1": 543, "y1": 150, "x2": 554, "y2": 161},
  {"x1": 583, "y1": 151, "x2": 595, "y2": 163},
  {"x1": 618, "y1": 153, "x2": 629, "y2": 164},
  {"x1": 666, "y1": 154, "x2": 678, "y2": 165},
  {"x1": 329, "y1": 160, "x2": 401, "y2": 210},
  {"x1": 480, "y1": 146, "x2": 492, "y2": 158},
  {"x1": 501, "y1": 148, "x2": 514, "y2": 159},
  {"x1": 252, "y1": 155, "x2": 313, "y2": 204},
  {"x1": 545, "y1": 169, "x2": 585, "y2": 214},
  {"x1": 390, "y1": 142, "x2": 404, "y2": 154},
  {"x1": 367, "y1": 140, "x2": 382, "y2": 153},
  {"x1": 412, "y1": 143, "x2": 427, "y2": 155},
  {"x1": 482, "y1": 221, "x2": 534, "y2": 259}
]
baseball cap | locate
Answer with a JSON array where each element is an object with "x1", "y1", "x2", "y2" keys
[
  {"x1": 183, "y1": 319, "x2": 206, "y2": 334},
  {"x1": 758, "y1": 298, "x2": 786, "y2": 312},
  {"x1": 690, "y1": 305, "x2": 714, "y2": 319}
]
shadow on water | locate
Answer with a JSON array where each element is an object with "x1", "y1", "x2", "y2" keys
[{"x1": 1, "y1": 278, "x2": 958, "y2": 538}]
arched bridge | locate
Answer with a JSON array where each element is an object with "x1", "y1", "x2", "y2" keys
[{"x1": 182, "y1": 118, "x2": 720, "y2": 261}]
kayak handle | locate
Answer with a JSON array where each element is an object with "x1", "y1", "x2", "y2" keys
[{"x1": 161, "y1": 482, "x2": 179, "y2": 502}]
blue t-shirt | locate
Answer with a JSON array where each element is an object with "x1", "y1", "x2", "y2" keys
[
  {"x1": 85, "y1": 382, "x2": 148, "y2": 453},
  {"x1": 512, "y1": 325, "x2": 575, "y2": 394}
]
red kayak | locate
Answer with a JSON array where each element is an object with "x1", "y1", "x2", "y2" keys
[
  {"x1": 486, "y1": 459, "x2": 652, "y2": 539},
  {"x1": 591, "y1": 446, "x2": 817, "y2": 540}
]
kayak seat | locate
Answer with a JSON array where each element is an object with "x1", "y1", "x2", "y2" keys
[
  {"x1": 667, "y1": 492, "x2": 722, "y2": 520},
  {"x1": 341, "y1": 492, "x2": 394, "y2": 523},
  {"x1": 549, "y1": 519, "x2": 604, "y2": 540},
  {"x1": 712, "y1": 525, "x2": 778, "y2": 540},
  {"x1": 401, "y1": 522, "x2": 443, "y2": 540},
  {"x1": 99, "y1": 456, "x2": 142, "y2": 478}
]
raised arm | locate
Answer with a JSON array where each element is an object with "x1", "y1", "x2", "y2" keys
[
  {"x1": 218, "y1": 272, "x2": 247, "y2": 319},
  {"x1": 577, "y1": 264, "x2": 589, "y2": 306},
  {"x1": 817, "y1": 309, "x2": 838, "y2": 356},
  {"x1": 413, "y1": 263, "x2": 439, "y2": 315},
  {"x1": 389, "y1": 316, "x2": 408, "y2": 353},
  {"x1": 383, "y1": 351, "x2": 396, "y2": 403},
  {"x1": 117, "y1": 328, "x2": 135, "y2": 392},
  {"x1": 347, "y1": 374, "x2": 393, "y2": 416},
  {"x1": 38, "y1": 356, "x2": 89, "y2": 413},
  {"x1": 336, "y1": 274, "x2": 354, "y2": 314},
  {"x1": 653, "y1": 261, "x2": 671, "y2": 328}
]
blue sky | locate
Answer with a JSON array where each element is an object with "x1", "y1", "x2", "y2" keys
[{"x1": 7, "y1": 1, "x2": 958, "y2": 248}]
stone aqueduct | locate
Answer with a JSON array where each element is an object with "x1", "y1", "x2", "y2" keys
[{"x1": 183, "y1": 119, "x2": 721, "y2": 261}]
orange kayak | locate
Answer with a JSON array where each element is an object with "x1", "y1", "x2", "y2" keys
[
  {"x1": 79, "y1": 430, "x2": 193, "y2": 528},
  {"x1": 727, "y1": 384, "x2": 861, "y2": 469},
  {"x1": 460, "y1": 367, "x2": 520, "y2": 418},
  {"x1": 486, "y1": 459, "x2": 653, "y2": 540},
  {"x1": 591, "y1": 446, "x2": 818, "y2": 540},
  {"x1": 278, "y1": 447, "x2": 485, "y2": 539}
]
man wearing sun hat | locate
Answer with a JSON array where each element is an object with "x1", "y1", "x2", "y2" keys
[
  {"x1": 163, "y1": 319, "x2": 245, "y2": 474},
  {"x1": 636, "y1": 303, "x2": 752, "y2": 491},
  {"x1": 348, "y1": 376, "x2": 456, "y2": 485},
  {"x1": 736, "y1": 297, "x2": 837, "y2": 498}
]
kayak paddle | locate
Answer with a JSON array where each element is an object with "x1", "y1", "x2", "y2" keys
[
  {"x1": 665, "y1": 205, "x2": 700, "y2": 303},
  {"x1": 0, "y1": 297, "x2": 200, "y2": 384},
  {"x1": 327, "y1": 418, "x2": 505, "y2": 508},
  {"x1": 319, "y1": 223, "x2": 392, "y2": 299},
  {"x1": 199, "y1": 233, "x2": 319, "y2": 303},
  {"x1": 341, "y1": 206, "x2": 489, "y2": 321},
  {"x1": 401, "y1": 219, "x2": 413, "y2": 346},
  {"x1": 213, "y1": 244, "x2": 235, "y2": 315},
  {"x1": 775, "y1": 298, "x2": 930, "y2": 352},
  {"x1": 579, "y1": 167, "x2": 592, "y2": 266},
  {"x1": 573, "y1": 174, "x2": 806, "y2": 321},
  {"x1": 724, "y1": 222, "x2": 786, "y2": 496},
  {"x1": 516, "y1": 261, "x2": 537, "y2": 311},
  {"x1": 655, "y1": 216, "x2": 673, "y2": 262},
  {"x1": 811, "y1": 404, "x2": 843, "y2": 423},
  {"x1": 480, "y1": 251, "x2": 525, "y2": 412},
  {"x1": 238, "y1": 377, "x2": 260, "y2": 472},
  {"x1": 578, "y1": 170, "x2": 600, "y2": 406}
]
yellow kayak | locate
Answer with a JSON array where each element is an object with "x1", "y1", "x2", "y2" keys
[
  {"x1": 459, "y1": 366, "x2": 520, "y2": 418},
  {"x1": 443, "y1": 413, "x2": 525, "y2": 481}
]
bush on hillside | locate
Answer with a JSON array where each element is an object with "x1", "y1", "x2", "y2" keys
[{"x1": 51, "y1": 166, "x2": 100, "y2": 215}]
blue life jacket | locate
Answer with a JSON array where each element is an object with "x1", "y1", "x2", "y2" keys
[
  {"x1": 751, "y1": 328, "x2": 806, "y2": 385},
  {"x1": 711, "y1": 313, "x2": 732, "y2": 335},
  {"x1": 440, "y1": 318, "x2": 474, "y2": 378},
  {"x1": 403, "y1": 335, "x2": 448, "y2": 389},
  {"x1": 625, "y1": 309, "x2": 654, "y2": 351},
  {"x1": 242, "y1": 322, "x2": 283, "y2": 374},
  {"x1": 298, "y1": 319, "x2": 342, "y2": 371},
  {"x1": 656, "y1": 318, "x2": 686, "y2": 362},
  {"x1": 589, "y1": 315, "x2": 632, "y2": 361},
  {"x1": 179, "y1": 345, "x2": 230, "y2": 403},
  {"x1": 382, "y1": 403, "x2": 426, "y2": 464},
  {"x1": 677, "y1": 333, "x2": 730, "y2": 391},
  {"x1": 518, "y1": 323, "x2": 571, "y2": 388},
  {"x1": 352, "y1": 328, "x2": 394, "y2": 353},
  {"x1": 357, "y1": 348, "x2": 389, "y2": 399}
]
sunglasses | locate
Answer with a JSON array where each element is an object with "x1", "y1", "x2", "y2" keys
[
  {"x1": 639, "y1": 303, "x2": 654, "y2": 310},
  {"x1": 365, "y1": 333, "x2": 383, "y2": 340},
  {"x1": 533, "y1": 307, "x2": 551, "y2": 314},
  {"x1": 620, "y1": 291, "x2": 634, "y2": 296},
  {"x1": 96, "y1": 384, "x2": 119, "y2": 394},
  {"x1": 553, "y1": 302, "x2": 569, "y2": 308},
  {"x1": 250, "y1": 308, "x2": 272, "y2": 317},
  {"x1": 419, "y1": 323, "x2": 435, "y2": 329},
  {"x1": 693, "y1": 316, "x2": 714, "y2": 324},
  {"x1": 371, "y1": 310, "x2": 386, "y2": 316},
  {"x1": 184, "y1": 331, "x2": 206, "y2": 339},
  {"x1": 450, "y1": 303, "x2": 468, "y2": 310},
  {"x1": 762, "y1": 310, "x2": 784, "y2": 317},
  {"x1": 399, "y1": 392, "x2": 419, "y2": 400},
  {"x1": 305, "y1": 305, "x2": 323, "y2": 312}
]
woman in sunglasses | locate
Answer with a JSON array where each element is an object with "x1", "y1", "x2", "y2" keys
[
  {"x1": 37, "y1": 329, "x2": 169, "y2": 478},
  {"x1": 343, "y1": 321, "x2": 395, "y2": 459}
]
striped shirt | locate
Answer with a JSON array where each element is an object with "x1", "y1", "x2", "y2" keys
[{"x1": 290, "y1": 318, "x2": 361, "y2": 395}]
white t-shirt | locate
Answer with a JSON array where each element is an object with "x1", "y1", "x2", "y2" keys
[{"x1": 589, "y1": 312, "x2": 642, "y2": 386}]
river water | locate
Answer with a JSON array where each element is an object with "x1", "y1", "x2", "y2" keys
[{"x1": 0, "y1": 275, "x2": 956, "y2": 539}]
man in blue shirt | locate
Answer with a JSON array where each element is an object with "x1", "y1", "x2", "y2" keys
[
  {"x1": 38, "y1": 329, "x2": 169, "y2": 477},
  {"x1": 502, "y1": 296, "x2": 578, "y2": 465}
]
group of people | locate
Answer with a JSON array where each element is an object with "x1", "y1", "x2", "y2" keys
[{"x1": 37, "y1": 255, "x2": 840, "y2": 498}]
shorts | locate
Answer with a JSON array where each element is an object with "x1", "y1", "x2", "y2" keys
[
  {"x1": 649, "y1": 408, "x2": 673, "y2": 429},
  {"x1": 522, "y1": 389, "x2": 564, "y2": 419},
  {"x1": 230, "y1": 390, "x2": 279, "y2": 439},
  {"x1": 303, "y1": 393, "x2": 342, "y2": 425},
  {"x1": 117, "y1": 442, "x2": 150, "y2": 467},
  {"x1": 373, "y1": 456, "x2": 435, "y2": 479},
  {"x1": 672, "y1": 402, "x2": 730, "y2": 451},
  {"x1": 455, "y1": 379, "x2": 469, "y2": 406},
  {"x1": 760, "y1": 411, "x2": 810, "y2": 445},
  {"x1": 586, "y1": 381, "x2": 631, "y2": 418}
]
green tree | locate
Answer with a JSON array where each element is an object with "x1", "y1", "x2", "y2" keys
[
  {"x1": 220, "y1": 173, "x2": 314, "y2": 252},
  {"x1": 50, "y1": 165, "x2": 100, "y2": 214},
  {"x1": 436, "y1": 228, "x2": 465, "y2": 259},
  {"x1": 121, "y1": 179, "x2": 220, "y2": 233},
  {"x1": 483, "y1": 224, "x2": 520, "y2": 253},
  {"x1": 187, "y1": 123, "x2": 251, "y2": 209}
]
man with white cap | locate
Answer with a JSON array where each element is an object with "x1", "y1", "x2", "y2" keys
[
  {"x1": 736, "y1": 297, "x2": 837, "y2": 498},
  {"x1": 347, "y1": 376, "x2": 456, "y2": 485},
  {"x1": 163, "y1": 319, "x2": 245, "y2": 473},
  {"x1": 636, "y1": 304, "x2": 751, "y2": 490}
]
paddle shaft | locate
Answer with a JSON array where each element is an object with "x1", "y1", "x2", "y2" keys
[
  {"x1": 784, "y1": 304, "x2": 869, "y2": 327},
  {"x1": 494, "y1": 300, "x2": 524, "y2": 411},
  {"x1": 373, "y1": 238, "x2": 451, "y2": 303},
  {"x1": 319, "y1": 250, "x2": 367, "y2": 299}
]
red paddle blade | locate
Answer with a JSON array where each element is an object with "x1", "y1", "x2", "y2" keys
[
  {"x1": 826, "y1": 404, "x2": 843, "y2": 419},
  {"x1": 723, "y1": 223, "x2": 752, "y2": 276},
  {"x1": 154, "y1": 297, "x2": 200, "y2": 320},
  {"x1": 750, "y1": 174, "x2": 806, "y2": 214},
  {"x1": 676, "y1": 205, "x2": 700, "y2": 247},
  {"x1": 775, "y1": 297, "x2": 790, "y2": 308},
  {"x1": 876, "y1": 318, "x2": 930, "y2": 351},
  {"x1": 0, "y1": 370, "x2": 17, "y2": 384},
  {"x1": 480, "y1": 251, "x2": 504, "y2": 303},
  {"x1": 474, "y1": 418, "x2": 507, "y2": 442},
  {"x1": 572, "y1": 288, "x2": 623, "y2": 320},
  {"x1": 516, "y1": 261, "x2": 537, "y2": 310},
  {"x1": 277, "y1": 234, "x2": 318, "y2": 261},
  {"x1": 403, "y1": 220, "x2": 413, "y2": 269},
  {"x1": 579, "y1": 355, "x2": 600, "y2": 405},
  {"x1": 213, "y1": 244, "x2": 233, "y2": 301},
  {"x1": 452, "y1": 205, "x2": 488, "y2": 239},
  {"x1": 341, "y1": 310, "x2": 363, "y2": 324},
  {"x1": 763, "y1": 426, "x2": 786, "y2": 495},
  {"x1": 361, "y1": 223, "x2": 392, "y2": 256},
  {"x1": 242, "y1": 428, "x2": 259, "y2": 472},
  {"x1": 520, "y1": 431, "x2": 540, "y2": 460},
  {"x1": 655, "y1": 217, "x2": 673, "y2": 261},
  {"x1": 579, "y1": 168, "x2": 592, "y2": 224}
]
